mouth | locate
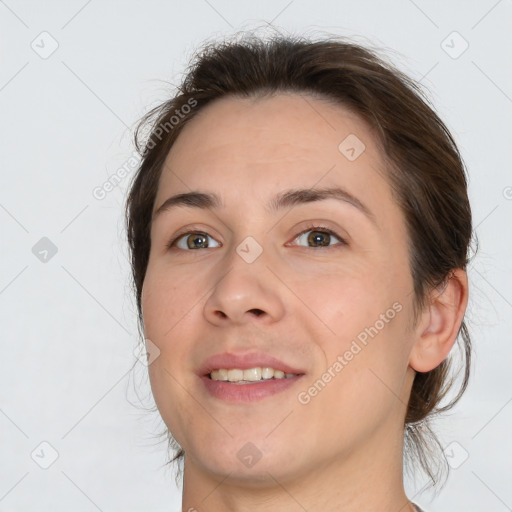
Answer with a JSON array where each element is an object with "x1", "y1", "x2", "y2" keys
[
  {"x1": 208, "y1": 366, "x2": 301, "y2": 384},
  {"x1": 198, "y1": 352, "x2": 306, "y2": 402}
]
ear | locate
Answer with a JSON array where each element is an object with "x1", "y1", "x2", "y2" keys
[{"x1": 409, "y1": 268, "x2": 468, "y2": 373}]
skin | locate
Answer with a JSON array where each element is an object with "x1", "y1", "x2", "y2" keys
[{"x1": 141, "y1": 92, "x2": 468, "y2": 512}]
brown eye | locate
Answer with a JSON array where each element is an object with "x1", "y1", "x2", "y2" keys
[
  {"x1": 294, "y1": 227, "x2": 346, "y2": 248},
  {"x1": 170, "y1": 232, "x2": 221, "y2": 250},
  {"x1": 307, "y1": 230, "x2": 331, "y2": 247}
]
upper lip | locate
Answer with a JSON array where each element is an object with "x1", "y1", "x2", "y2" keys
[{"x1": 198, "y1": 352, "x2": 306, "y2": 376}]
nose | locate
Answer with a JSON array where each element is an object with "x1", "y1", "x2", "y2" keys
[{"x1": 203, "y1": 246, "x2": 286, "y2": 326}]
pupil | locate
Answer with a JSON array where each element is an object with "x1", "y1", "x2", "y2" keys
[
  {"x1": 308, "y1": 230, "x2": 329, "y2": 247},
  {"x1": 188, "y1": 233, "x2": 208, "y2": 249}
]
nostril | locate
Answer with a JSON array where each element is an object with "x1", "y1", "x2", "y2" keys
[{"x1": 249, "y1": 308, "x2": 265, "y2": 317}]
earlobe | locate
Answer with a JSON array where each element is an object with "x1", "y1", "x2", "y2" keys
[{"x1": 409, "y1": 269, "x2": 468, "y2": 373}]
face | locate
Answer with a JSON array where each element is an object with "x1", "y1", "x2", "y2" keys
[{"x1": 141, "y1": 92, "x2": 417, "y2": 484}]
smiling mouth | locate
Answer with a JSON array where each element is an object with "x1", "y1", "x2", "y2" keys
[{"x1": 208, "y1": 367, "x2": 301, "y2": 383}]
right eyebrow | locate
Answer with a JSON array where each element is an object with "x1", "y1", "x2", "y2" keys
[{"x1": 153, "y1": 191, "x2": 222, "y2": 219}]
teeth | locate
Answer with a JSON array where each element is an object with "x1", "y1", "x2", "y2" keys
[
  {"x1": 210, "y1": 367, "x2": 297, "y2": 382},
  {"x1": 213, "y1": 368, "x2": 228, "y2": 381},
  {"x1": 261, "y1": 367, "x2": 274, "y2": 379},
  {"x1": 227, "y1": 369, "x2": 243, "y2": 382},
  {"x1": 243, "y1": 367, "x2": 261, "y2": 381}
]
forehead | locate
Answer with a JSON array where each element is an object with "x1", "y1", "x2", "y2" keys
[{"x1": 155, "y1": 92, "x2": 396, "y2": 224}]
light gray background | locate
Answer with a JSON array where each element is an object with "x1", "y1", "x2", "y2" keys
[{"x1": 1, "y1": 1, "x2": 511, "y2": 511}]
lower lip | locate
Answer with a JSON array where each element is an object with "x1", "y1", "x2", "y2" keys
[{"x1": 200, "y1": 375, "x2": 304, "y2": 402}]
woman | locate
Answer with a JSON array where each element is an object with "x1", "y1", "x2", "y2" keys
[{"x1": 126, "y1": 33, "x2": 473, "y2": 512}]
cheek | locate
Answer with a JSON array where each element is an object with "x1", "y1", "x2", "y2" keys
[
  {"x1": 288, "y1": 265, "x2": 395, "y2": 337},
  {"x1": 141, "y1": 267, "x2": 203, "y2": 443},
  {"x1": 141, "y1": 266, "x2": 201, "y2": 396},
  {"x1": 141, "y1": 263, "x2": 201, "y2": 341},
  {"x1": 300, "y1": 314, "x2": 411, "y2": 443},
  {"x1": 297, "y1": 269, "x2": 411, "y2": 410}
]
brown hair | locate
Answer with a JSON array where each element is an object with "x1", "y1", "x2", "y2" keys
[{"x1": 126, "y1": 31, "x2": 475, "y2": 486}]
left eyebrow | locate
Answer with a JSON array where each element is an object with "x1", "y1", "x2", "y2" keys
[
  {"x1": 266, "y1": 186, "x2": 376, "y2": 225},
  {"x1": 153, "y1": 186, "x2": 376, "y2": 226}
]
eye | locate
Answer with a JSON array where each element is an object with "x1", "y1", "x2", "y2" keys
[
  {"x1": 292, "y1": 225, "x2": 347, "y2": 248},
  {"x1": 167, "y1": 225, "x2": 347, "y2": 251},
  {"x1": 168, "y1": 231, "x2": 221, "y2": 250}
]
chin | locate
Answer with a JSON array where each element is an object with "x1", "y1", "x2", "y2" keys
[{"x1": 190, "y1": 437, "x2": 305, "y2": 485}]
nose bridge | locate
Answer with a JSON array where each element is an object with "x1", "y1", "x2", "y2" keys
[{"x1": 203, "y1": 233, "x2": 285, "y2": 324}]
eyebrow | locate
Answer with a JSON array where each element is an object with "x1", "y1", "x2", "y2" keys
[{"x1": 153, "y1": 186, "x2": 376, "y2": 224}]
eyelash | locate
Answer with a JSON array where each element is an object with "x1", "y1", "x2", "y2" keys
[{"x1": 166, "y1": 224, "x2": 347, "y2": 251}]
